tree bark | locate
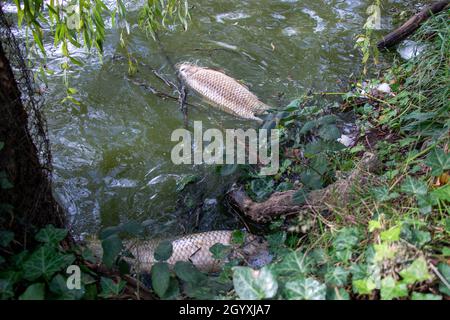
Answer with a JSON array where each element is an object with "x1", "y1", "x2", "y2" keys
[
  {"x1": 377, "y1": 1, "x2": 450, "y2": 50},
  {"x1": 0, "y1": 42, "x2": 65, "y2": 247},
  {"x1": 228, "y1": 152, "x2": 380, "y2": 223}
]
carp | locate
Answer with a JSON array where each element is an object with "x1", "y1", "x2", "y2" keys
[
  {"x1": 177, "y1": 63, "x2": 270, "y2": 122},
  {"x1": 87, "y1": 230, "x2": 270, "y2": 273}
]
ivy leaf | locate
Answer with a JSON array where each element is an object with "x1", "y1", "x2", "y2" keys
[
  {"x1": 284, "y1": 277, "x2": 326, "y2": 300},
  {"x1": 99, "y1": 277, "x2": 125, "y2": 298},
  {"x1": 19, "y1": 283, "x2": 45, "y2": 300},
  {"x1": 400, "y1": 177, "x2": 428, "y2": 196},
  {"x1": 371, "y1": 187, "x2": 399, "y2": 202},
  {"x1": 318, "y1": 124, "x2": 341, "y2": 141},
  {"x1": 0, "y1": 271, "x2": 21, "y2": 299},
  {"x1": 49, "y1": 274, "x2": 85, "y2": 300},
  {"x1": 174, "y1": 261, "x2": 207, "y2": 284},
  {"x1": 160, "y1": 277, "x2": 180, "y2": 300},
  {"x1": 374, "y1": 243, "x2": 396, "y2": 262},
  {"x1": 431, "y1": 185, "x2": 450, "y2": 201},
  {"x1": 271, "y1": 250, "x2": 312, "y2": 277},
  {"x1": 35, "y1": 225, "x2": 68, "y2": 244},
  {"x1": 151, "y1": 262, "x2": 170, "y2": 298},
  {"x1": 209, "y1": 243, "x2": 231, "y2": 260},
  {"x1": 23, "y1": 245, "x2": 75, "y2": 281},
  {"x1": 352, "y1": 278, "x2": 376, "y2": 295},
  {"x1": 380, "y1": 225, "x2": 401, "y2": 242},
  {"x1": 380, "y1": 276, "x2": 408, "y2": 300},
  {"x1": 333, "y1": 227, "x2": 362, "y2": 262},
  {"x1": 0, "y1": 230, "x2": 14, "y2": 247},
  {"x1": 154, "y1": 240, "x2": 173, "y2": 261},
  {"x1": 324, "y1": 266, "x2": 349, "y2": 287},
  {"x1": 399, "y1": 257, "x2": 432, "y2": 285},
  {"x1": 411, "y1": 292, "x2": 442, "y2": 300},
  {"x1": 101, "y1": 234, "x2": 123, "y2": 268},
  {"x1": 425, "y1": 148, "x2": 450, "y2": 176},
  {"x1": 437, "y1": 263, "x2": 450, "y2": 296},
  {"x1": 232, "y1": 266, "x2": 278, "y2": 300}
]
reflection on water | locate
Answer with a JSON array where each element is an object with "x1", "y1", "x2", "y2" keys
[{"x1": 4, "y1": 0, "x2": 428, "y2": 237}]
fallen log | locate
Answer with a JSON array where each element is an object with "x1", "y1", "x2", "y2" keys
[
  {"x1": 377, "y1": 0, "x2": 449, "y2": 50},
  {"x1": 228, "y1": 152, "x2": 380, "y2": 223}
]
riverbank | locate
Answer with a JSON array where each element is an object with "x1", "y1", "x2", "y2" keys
[{"x1": 228, "y1": 9, "x2": 449, "y2": 300}]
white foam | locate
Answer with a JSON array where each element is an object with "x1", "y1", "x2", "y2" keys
[{"x1": 302, "y1": 8, "x2": 326, "y2": 33}]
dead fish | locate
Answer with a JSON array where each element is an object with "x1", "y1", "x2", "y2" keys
[
  {"x1": 87, "y1": 230, "x2": 269, "y2": 273},
  {"x1": 177, "y1": 63, "x2": 270, "y2": 122}
]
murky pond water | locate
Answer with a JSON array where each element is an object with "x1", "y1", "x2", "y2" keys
[{"x1": 4, "y1": 0, "x2": 429, "y2": 237}]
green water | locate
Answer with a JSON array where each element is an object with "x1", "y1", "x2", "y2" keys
[{"x1": 37, "y1": 0, "x2": 426, "y2": 237}]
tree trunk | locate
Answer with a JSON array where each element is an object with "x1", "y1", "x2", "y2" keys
[{"x1": 0, "y1": 41, "x2": 65, "y2": 248}]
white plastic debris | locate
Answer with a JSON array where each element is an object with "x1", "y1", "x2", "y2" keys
[
  {"x1": 377, "y1": 83, "x2": 392, "y2": 94},
  {"x1": 397, "y1": 40, "x2": 426, "y2": 60}
]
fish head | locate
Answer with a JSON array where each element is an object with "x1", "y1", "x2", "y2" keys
[{"x1": 176, "y1": 62, "x2": 199, "y2": 79}]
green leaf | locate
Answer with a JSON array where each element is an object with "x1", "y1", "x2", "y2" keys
[
  {"x1": 32, "y1": 29, "x2": 46, "y2": 55},
  {"x1": 368, "y1": 220, "x2": 382, "y2": 232},
  {"x1": 231, "y1": 230, "x2": 245, "y2": 245},
  {"x1": 411, "y1": 292, "x2": 442, "y2": 300},
  {"x1": 0, "y1": 230, "x2": 14, "y2": 247},
  {"x1": 400, "y1": 177, "x2": 428, "y2": 196},
  {"x1": 425, "y1": 148, "x2": 450, "y2": 176},
  {"x1": 352, "y1": 278, "x2": 376, "y2": 295},
  {"x1": 374, "y1": 243, "x2": 396, "y2": 262},
  {"x1": 325, "y1": 266, "x2": 349, "y2": 287},
  {"x1": 19, "y1": 283, "x2": 45, "y2": 300},
  {"x1": 154, "y1": 240, "x2": 173, "y2": 261},
  {"x1": 35, "y1": 225, "x2": 67, "y2": 244},
  {"x1": 0, "y1": 142, "x2": 3, "y2": 150},
  {"x1": 160, "y1": 277, "x2": 180, "y2": 300},
  {"x1": 209, "y1": 243, "x2": 231, "y2": 260},
  {"x1": 49, "y1": 274, "x2": 85, "y2": 300},
  {"x1": 371, "y1": 187, "x2": 399, "y2": 202},
  {"x1": 333, "y1": 227, "x2": 362, "y2": 262},
  {"x1": 272, "y1": 250, "x2": 312, "y2": 277},
  {"x1": 176, "y1": 174, "x2": 199, "y2": 192},
  {"x1": 284, "y1": 277, "x2": 326, "y2": 300},
  {"x1": 99, "y1": 277, "x2": 125, "y2": 298},
  {"x1": 399, "y1": 257, "x2": 432, "y2": 285},
  {"x1": 318, "y1": 124, "x2": 340, "y2": 141},
  {"x1": 431, "y1": 185, "x2": 450, "y2": 202},
  {"x1": 380, "y1": 225, "x2": 401, "y2": 242},
  {"x1": 151, "y1": 262, "x2": 170, "y2": 298},
  {"x1": 437, "y1": 263, "x2": 450, "y2": 296},
  {"x1": 232, "y1": 266, "x2": 278, "y2": 300},
  {"x1": 101, "y1": 235, "x2": 123, "y2": 268},
  {"x1": 380, "y1": 276, "x2": 408, "y2": 300},
  {"x1": 174, "y1": 261, "x2": 207, "y2": 283},
  {"x1": 23, "y1": 245, "x2": 75, "y2": 281},
  {"x1": 0, "y1": 271, "x2": 21, "y2": 299}
]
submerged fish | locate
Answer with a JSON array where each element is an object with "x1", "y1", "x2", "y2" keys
[
  {"x1": 87, "y1": 230, "x2": 269, "y2": 273},
  {"x1": 177, "y1": 63, "x2": 270, "y2": 122}
]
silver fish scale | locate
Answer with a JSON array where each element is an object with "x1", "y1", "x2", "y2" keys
[
  {"x1": 87, "y1": 230, "x2": 267, "y2": 273},
  {"x1": 127, "y1": 230, "x2": 233, "y2": 272},
  {"x1": 182, "y1": 65, "x2": 269, "y2": 121}
]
